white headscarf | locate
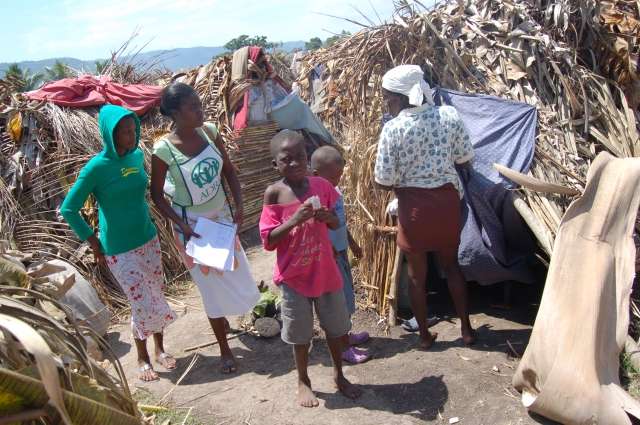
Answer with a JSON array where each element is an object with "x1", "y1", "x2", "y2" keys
[{"x1": 382, "y1": 64, "x2": 434, "y2": 106}]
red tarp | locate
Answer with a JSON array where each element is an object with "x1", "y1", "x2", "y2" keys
[{"x1": 25, "y1": 75, "x2": 162, "y2": 115}]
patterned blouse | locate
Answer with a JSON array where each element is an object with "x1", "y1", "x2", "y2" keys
[{"x1": 374, "y1": 104, "x2": 473, "y2": 193}]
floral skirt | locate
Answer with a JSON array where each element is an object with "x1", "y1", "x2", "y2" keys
[{"x1": 106, "y1": 237, "x2": 176, "y2": 340}]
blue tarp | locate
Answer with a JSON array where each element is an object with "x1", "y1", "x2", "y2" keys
[{"x1": 434, "y1": 88, "x2": 538, "y2": 285}]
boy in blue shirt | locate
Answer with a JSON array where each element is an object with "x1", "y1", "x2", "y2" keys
[{"x1": 311, "y1": 146, "x2": 370, "y2": 363}]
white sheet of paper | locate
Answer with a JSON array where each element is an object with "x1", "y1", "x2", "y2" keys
[
  {"x1": 185, "y1": 217, "x2": 237, "y2": 271},
  {"x1": 309, "y1": 195, "x2": 321, "y2": 210},
  {"x1": 192, "y1": 250, "x2": 235, "y2": 271}
]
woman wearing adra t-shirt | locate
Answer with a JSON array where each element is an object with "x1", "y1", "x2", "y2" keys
[{"x1": 151, "y1": 82, "x2": 259, "y2": 374}]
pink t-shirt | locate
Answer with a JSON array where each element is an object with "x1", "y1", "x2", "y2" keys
[{"x1": 259, "y1": 176, "x2": 342, "y2": 297}]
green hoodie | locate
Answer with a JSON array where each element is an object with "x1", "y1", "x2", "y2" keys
[{"x1": 60, "y1": 105, "x2": 157, "y2": 256}]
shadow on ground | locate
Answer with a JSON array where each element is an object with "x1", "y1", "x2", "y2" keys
[{"x1": 319, "y1": 375, "x2": 448, "y2": 421}]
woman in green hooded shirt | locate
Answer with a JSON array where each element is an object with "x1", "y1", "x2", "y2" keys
[{"x1": 61, "y1": 104, "x2": 177, "y2": 382}]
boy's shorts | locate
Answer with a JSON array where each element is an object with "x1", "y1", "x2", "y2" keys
[{"x1": 280, "y1": 283, "x2": 351, "y2": 345}]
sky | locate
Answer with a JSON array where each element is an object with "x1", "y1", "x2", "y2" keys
[{"x1": 0, "y1": 0, "x2": 413, "y2": 63}]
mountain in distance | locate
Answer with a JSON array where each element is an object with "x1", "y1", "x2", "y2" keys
[{"x1": 0, "y1": 41, "x2": 306, "y2": 77}]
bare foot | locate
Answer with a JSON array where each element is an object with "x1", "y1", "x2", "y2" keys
[
  {"x1": 335, "y1": 375, "x2": 362, "y2": 399},
  {"x1": 220, "y1": 355, "x2": 237, "y2": 374},
  {"x1": 155, "y1": 352, "x2": 176, "y2": 370},
  {"x1": 462, "y1": 328, "x2": 476, "y2": 346},
  {"x1": 419, "y1": 331, "x2": 438, "y2": 350},
  {"x1": 298, "y1": 377, "x2": 319, "y2": 407},
  {"x1": 138, "y1": 362, "x2": 159, "y2": 382}
]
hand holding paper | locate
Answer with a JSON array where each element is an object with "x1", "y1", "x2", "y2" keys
[{"x1": 185, "y1": 218, "x2": 237, "y2": 272}]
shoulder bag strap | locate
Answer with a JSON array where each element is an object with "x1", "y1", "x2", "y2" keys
[
  {"x1": 201, "y1": 124, "x2": 235, "y2": 221},
  {"x1": 164, "y1": 138, "x2": 194, "y2": 207}
]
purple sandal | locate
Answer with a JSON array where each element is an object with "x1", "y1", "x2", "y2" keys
[
  {"x1": 342, "y1": 346, "x2": 370, "y2": 364},
  {"x1": 348, "y1": 331, "x2": 370, "y2": 346}
]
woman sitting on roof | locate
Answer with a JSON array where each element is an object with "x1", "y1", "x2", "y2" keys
[
  {"x1": 230, "y1": 46, "x2": 290, "y2": 131},
  {"x1": 374, "y1": 65, "x2": 476, "y2": 349},
  {"x1": 60, "y1": 104, "x2": 177, "y2": 382},
  {"x1": 230, "y1": 46, "x2": 335, "y2": 154}
]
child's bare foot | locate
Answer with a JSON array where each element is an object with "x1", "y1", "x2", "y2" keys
[
  {"x1": 419, "y1": 331, "x2": 438, "y2": 350},
  {"x1": 220, "y1": 355, "x2": 237, "y2": 374},
  {"x1": 335, "y1": 375, "x2": 362, "y2": 399},
  {"x1": 297, "y1": 377, "x2": 319, "y2": 407}
]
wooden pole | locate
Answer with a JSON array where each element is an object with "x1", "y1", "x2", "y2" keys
[
  {"x1": 183, "y1": 331, "x2": 247, "y2": 352},
  {"x1": 387, "y1": 246, "x2": 403, "y2": 326}
]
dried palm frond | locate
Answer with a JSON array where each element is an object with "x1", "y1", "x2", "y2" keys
[
  {"x1": 267, "y1": 51, "x2": 296, "y2": 87},
  {"x1": 0, "y1": 286, "x2": 143, "y2": 424},
  {"x1": 98, "y1": 32, "x2": 172, "y2": 85},
  {"x1": 180, "y1": 56, "x2": 234, "y2": 133},
  {"x1": 295, "y1": 0, "x2": 640, "y2": 313}
]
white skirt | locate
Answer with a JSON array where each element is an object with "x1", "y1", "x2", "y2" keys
[{"x1": 172, "y1": 205, "x2": 260, "y2": 319}]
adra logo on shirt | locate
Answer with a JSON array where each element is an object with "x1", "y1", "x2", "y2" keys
[
  {"x1": 121, "y1": 167, "x2": 139, "y2": 177},
  {"x1": 191, "y1": 157, "x2": 220, "y2": 189}
]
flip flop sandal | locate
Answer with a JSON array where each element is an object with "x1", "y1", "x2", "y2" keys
[
  {"x1": 157, "y1": 352, "x2": 177, "y2": 370},
  {"x1": 220, "y1": 358, "x2": 237, "y2": 374},
  {"x1": 401, "y1": 316, "x2": 440, "y2": 332},
  {"x1": 139, "y1": 363, "x2": 159, "y2": 382},
  {"x1": 342, "y1": 346, "x2": 371, "y2": 364},
  {"x1": 348, "y1": 331, "x2": 370, "y2": 345}
]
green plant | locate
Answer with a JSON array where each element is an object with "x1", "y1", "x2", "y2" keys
[
  {"x1": 223, "y1": 35, "x2": 279, "y2": 52},
  {"x1": 4, "y1": 64, "x2": 44, "y2": 92},
  {"x1": 45, "y1": 60, "x2": 73, "y2": 81}
]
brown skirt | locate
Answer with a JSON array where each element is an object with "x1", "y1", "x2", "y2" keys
[{"x1": 395, "y1": 184, "x2": 462, "y2": 253}]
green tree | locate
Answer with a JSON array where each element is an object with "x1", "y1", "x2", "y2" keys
[
  {"x1": 95, "y1": 59, "x2": 109, "y2": 74},
  {"x1": 4, "y1": 64, "x2": 44, "y2": 92},
  {"x1": 4, "y1": 64, "x2": 25, "y2": 82},
  {"x1": 324, "y1": 30, "x2": 351, "y2": 47},
  {"x1": 223, "y1": 35, "x2": 278, "y2": 52},
  {"x1": 44, "y1": 60, "x2": 72, "y2": 81},
  {"x1": 305, "y1": 37, "x2": 323, "y2": 51},
  {"x1": 224, "y1": 34, "x2": 250, "y2": 51}
]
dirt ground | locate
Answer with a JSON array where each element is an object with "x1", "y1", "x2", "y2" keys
[{"x1": 108, "y1": 234, "x2": 556, "y2": 425}]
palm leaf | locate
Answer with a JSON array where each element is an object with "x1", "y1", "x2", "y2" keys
[{"x1": 0, "y1": 368, "x2": 141, "y2": 425}]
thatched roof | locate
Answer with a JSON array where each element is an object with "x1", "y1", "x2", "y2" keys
[
  {"x1": 0, "y1": 52, "x2": 285, "y2": 309},
  {"x1": 294, "y1": 0, "x2": 640, "y2": 312}
]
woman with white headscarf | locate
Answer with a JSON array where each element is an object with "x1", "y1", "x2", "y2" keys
[{"x1": 374, "y1": 64, "x2": 475, "y2": 349}]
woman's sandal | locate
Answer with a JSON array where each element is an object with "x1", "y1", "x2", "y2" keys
[
  {"x1": 157, "y1": 352, "x2": 177, "y2": 370},
  {"x1": 220, "y1": 357, "x2": 237, "y2": 374},
  {"x1": 139, "y1": 363, "x2": 159, "y2": 382}
]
